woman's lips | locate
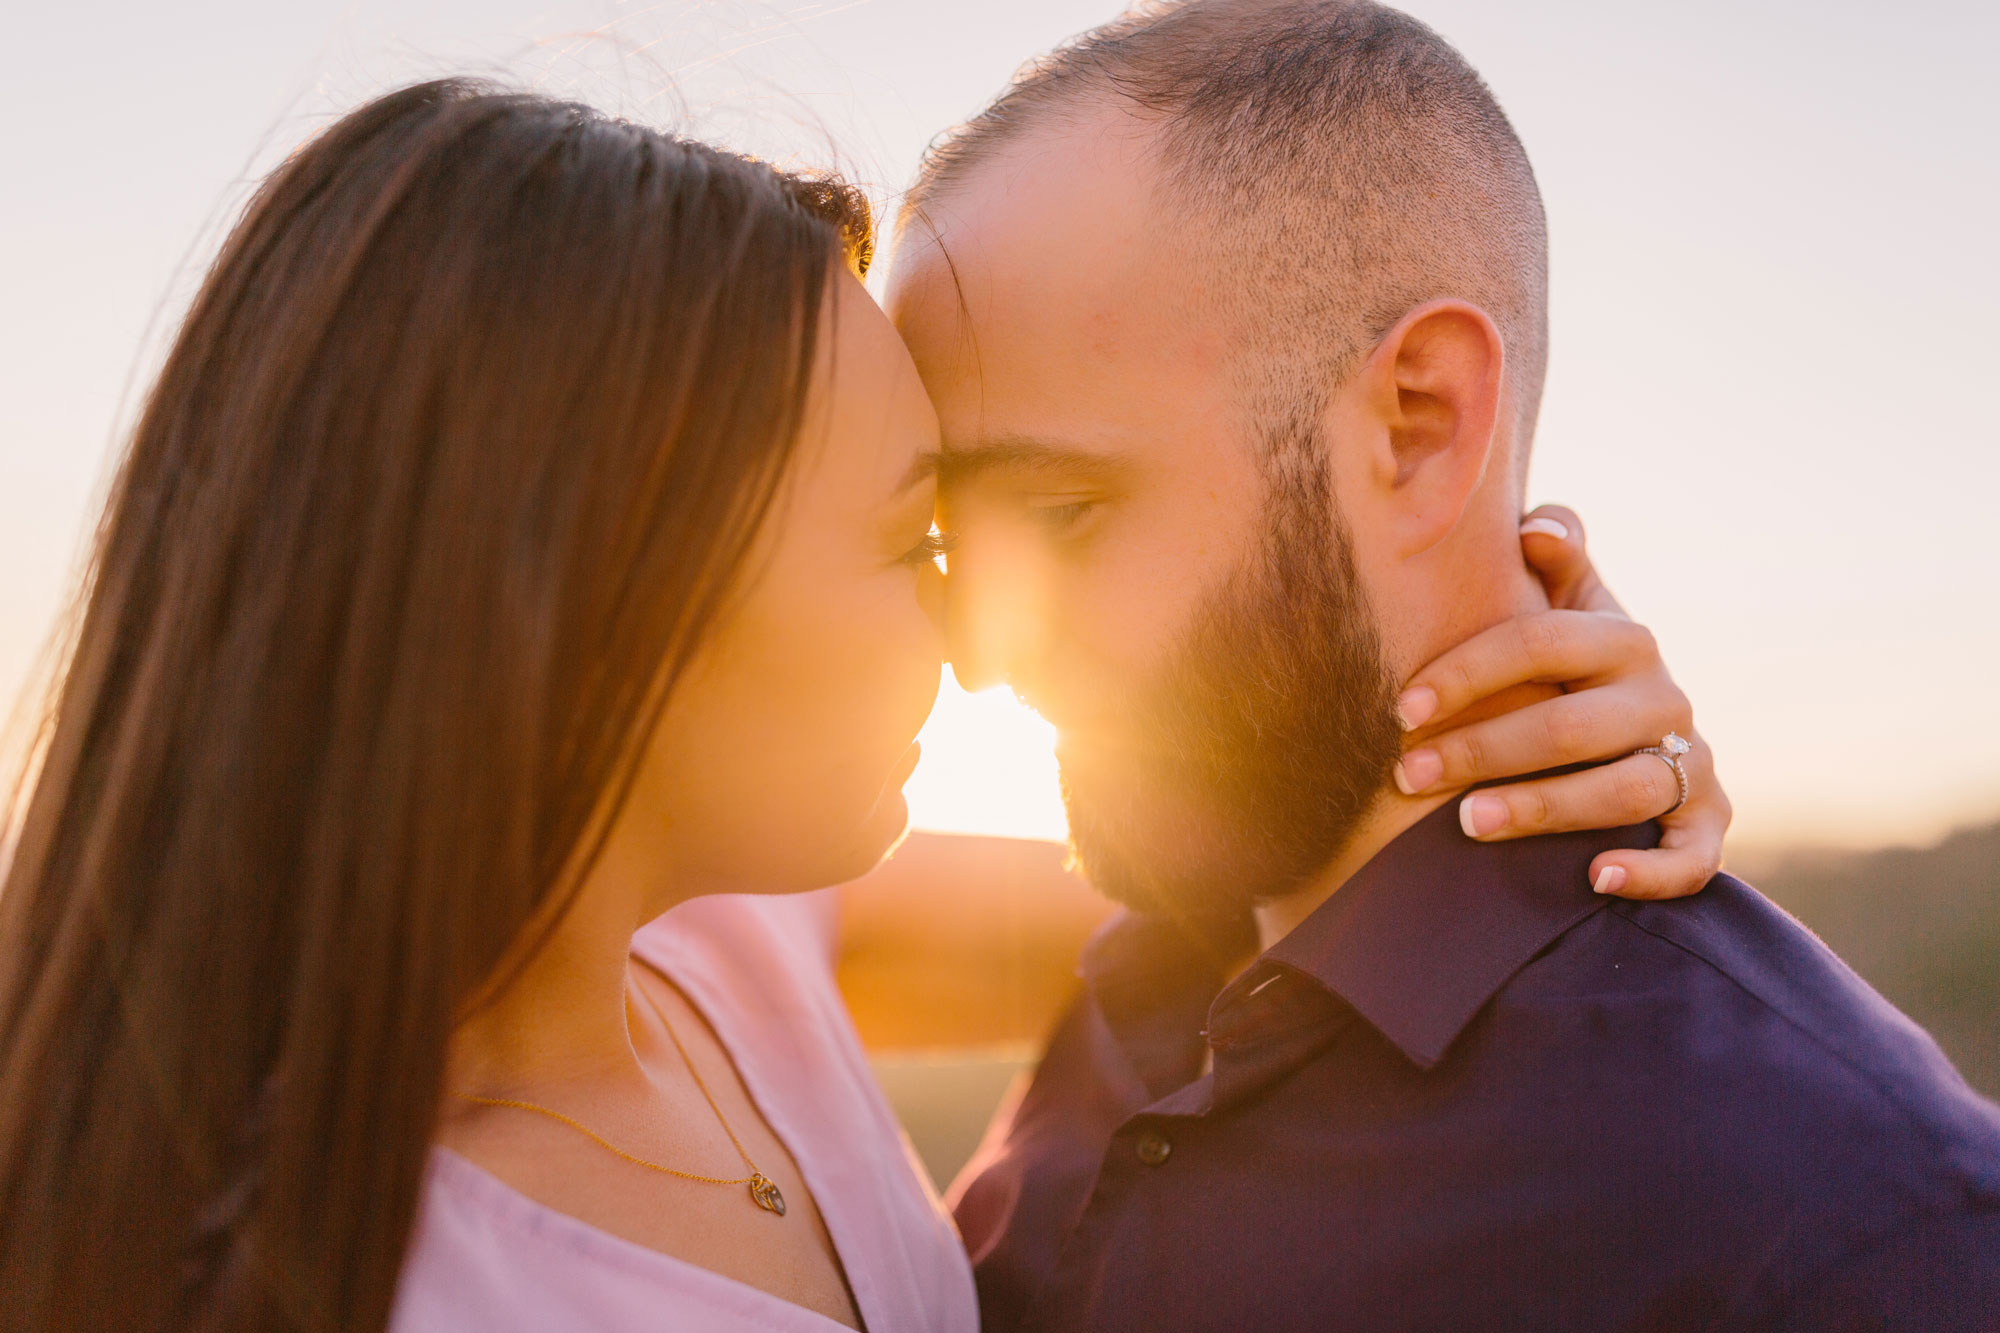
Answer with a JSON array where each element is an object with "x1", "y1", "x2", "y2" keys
[
  {"x1": 887, "y1": 740, "x2": 922, "y2": 790},
  {"x1": 863, "y1": 741, "x2": 923, "y2": 821}
]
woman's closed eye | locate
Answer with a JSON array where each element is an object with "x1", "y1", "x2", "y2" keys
[{"x1": 900, "y1": 525, "x2": 959, "y2": 570}]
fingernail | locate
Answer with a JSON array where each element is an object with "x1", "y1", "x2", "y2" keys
[
  {"x1": 1593, "y1": 865, "x2": 1627, "y2": 895},
  {"x1": 1520, "y1": 517, "x2": 1570, "y2": 541},
  {"x1": 1396, "y1": 686, "x2": 1437, "y2": 732},
  {"x1": 1394, "y1": 749, "x2": 1442, "y2": 796},
  {"x1": 1459, "y1": 794, "x2": 1507, "y2": 839}
]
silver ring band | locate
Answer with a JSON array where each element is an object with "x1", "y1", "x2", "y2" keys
[{"x1": 1633, "y1": 732, "x2": 1691, "y2": 815}]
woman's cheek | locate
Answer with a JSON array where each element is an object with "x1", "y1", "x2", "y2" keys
[
  {"x1": 698, "y1": 572, "x2": 939, "y2": 881},
  {"x1": 792, "y1": 580, "x2": 940, "y2": 801}
]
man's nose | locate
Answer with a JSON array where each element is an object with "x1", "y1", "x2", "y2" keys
[
  {"x1": 943, "y1": 550, "x2": 1048, "y2": 695},
  {"x1": 944, "y1": 576, "x2": 1003, "y2": 693}
]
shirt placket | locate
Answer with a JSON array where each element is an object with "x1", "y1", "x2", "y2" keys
[{"x1": 1027, "y1": 963, "x2": 1350, "y2": 1330}]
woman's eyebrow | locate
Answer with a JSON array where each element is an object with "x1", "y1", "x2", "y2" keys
[{"x1": 937, "y1": 438, "x2": 1132, "y2": 487}]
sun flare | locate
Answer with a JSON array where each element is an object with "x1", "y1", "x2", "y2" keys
[{"x1": 904, "y1": 667, "x2": 1068, "y2": 842}]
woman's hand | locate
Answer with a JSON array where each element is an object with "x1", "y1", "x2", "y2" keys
[{"x1": 1391, "y1": 505, "x2": 1730, "y2": 901}]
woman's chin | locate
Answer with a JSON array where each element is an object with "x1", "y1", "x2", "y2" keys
[
  {"x1": 773, "y1": 793, "x2": 914, "y2": 894},
  {"x1": 727, "y1": 750, "x2": 920, "y2": 893},
  {"x1": 856, "y1": 789, "x2": 912, "y2": 861},
  {"x1": 827, "y1": 783, "x2": 919, "y2": 881}
]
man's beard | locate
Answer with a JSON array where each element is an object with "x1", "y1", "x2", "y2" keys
[{"x1": 1058, "y1": 452, "x2": 1404, "y2": 946}]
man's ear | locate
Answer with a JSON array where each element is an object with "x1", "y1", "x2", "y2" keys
[{"x1": 1339, "y1": 299, "x2": 1504, "y2": 559}]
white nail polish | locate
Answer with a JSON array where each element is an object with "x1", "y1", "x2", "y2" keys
[
  {"x1": 1520, "y1": 517, "x2": 1570, "y2": 541},
  {"x1": 1459, "y1": 797, "x2": 1479, "y2": 839},
  {"x1": 1593, "y1": 866, "x2": 1624, "y2": 895}
]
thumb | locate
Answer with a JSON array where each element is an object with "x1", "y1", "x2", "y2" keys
[{"x1": 1520, "y1": 504, "x2": 1623, "y2": 615}]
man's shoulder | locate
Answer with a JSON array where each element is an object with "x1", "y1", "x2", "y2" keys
[
  {"x1": 1490, "y1": 872, "x2": 2000, "y2": 1191},
  {"x1": 1610, "y1": 875, "x2": 1996, "y2": 1142},
  {"x1": 1604, "y1": 872, "x2": 1929, "y2": 1043},
  {"x1": 1416, "y1": 872, "x2": 2000, "y2": 1313}
]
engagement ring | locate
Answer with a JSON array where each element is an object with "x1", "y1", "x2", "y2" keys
[{"x1": 1634, "y1": 732, "x2": 1692, "y2": 814}]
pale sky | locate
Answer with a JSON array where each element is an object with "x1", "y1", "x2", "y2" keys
[{"x1": 3, "y1": 0, "x2": 1996, "y2": 851}]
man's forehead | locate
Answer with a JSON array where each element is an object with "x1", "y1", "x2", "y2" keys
[
  {"x1": 891, "y1": 118, "x2": 1201, "y2": 344},
  {"x1": 886, "y1": 118, "x2": 1231, "y2": 455}
]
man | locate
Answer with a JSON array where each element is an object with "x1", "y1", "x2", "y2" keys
[{"x1": 882, "y1": 1, "x2": 2000, "y2": 1327}]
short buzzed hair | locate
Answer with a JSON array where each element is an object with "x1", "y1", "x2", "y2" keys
[{"x1": 904, "y1": 0, "x2": 1550, "y2": 466}]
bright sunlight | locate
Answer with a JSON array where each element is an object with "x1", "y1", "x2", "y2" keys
[{"x1": 904, "y1": 667, "x2": 1068, "y2": 842}]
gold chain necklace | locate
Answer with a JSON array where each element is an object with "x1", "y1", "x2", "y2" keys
[{"x1": 458, "y1": 979, "x2": 787, "y2": 1216}]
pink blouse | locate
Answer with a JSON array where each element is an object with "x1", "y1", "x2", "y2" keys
[{"x1": 389, "y1": 892, "x2": 981, "y2": 1332}]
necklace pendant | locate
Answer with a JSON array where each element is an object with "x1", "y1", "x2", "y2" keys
[{"x1": 748, "y1": 1173, "x2": 787, "y2": 1216}]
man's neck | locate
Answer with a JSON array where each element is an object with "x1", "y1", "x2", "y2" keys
[{"x1": 1251, "y1": 679, "x2": 1562, "y2": 954}]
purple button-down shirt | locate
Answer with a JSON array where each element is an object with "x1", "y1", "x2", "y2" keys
[{"x1": 955, "y1": 802, "x2": 2000, "y2": 1330}]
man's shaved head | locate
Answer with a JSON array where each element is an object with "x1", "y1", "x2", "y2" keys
[
  {"x1": 904, "y1": 0, "x2": 1549, "y2": 462},
  {"x1": 896, "y1": 1, "x2": 1555, "y2": 928}
]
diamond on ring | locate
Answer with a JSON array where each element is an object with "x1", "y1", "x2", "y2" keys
[{"x1": 1634, "y1": 733, "x2": 1692, "y2": 814}]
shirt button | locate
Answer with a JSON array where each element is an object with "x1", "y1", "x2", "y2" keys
[{"x1": 1134, "y1": 1133, "x2": 1173, "y2": 1166}]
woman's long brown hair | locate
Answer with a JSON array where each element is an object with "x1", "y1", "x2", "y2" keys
[{"x1": 0, "y1": 79, "x2": 871, "y2": 1332}]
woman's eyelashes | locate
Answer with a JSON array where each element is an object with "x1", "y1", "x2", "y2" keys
[{"x1": 899, "y1": 525, "x2": 960, "y2": 570}]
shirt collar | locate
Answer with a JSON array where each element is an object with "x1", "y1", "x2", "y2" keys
[
  {"x1": 1252, "y1": 798, "x2": 1661, "y2": 1069},
  {"x1": 1078, "y1": 908, "x2": 1232, "y2": 1037}
]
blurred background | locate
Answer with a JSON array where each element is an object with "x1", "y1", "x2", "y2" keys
[{"x1": 4, "y1": 0, "x2": 1996, "y2": 1186}]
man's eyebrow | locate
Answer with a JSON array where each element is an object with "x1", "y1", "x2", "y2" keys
[{"x1": 937, "y1": 439, "x2": 1131, "y2": 486}]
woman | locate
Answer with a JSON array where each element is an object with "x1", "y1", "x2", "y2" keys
[{"x1": 0, "y1": 82, "x2": 1726, "y2": 1331}]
